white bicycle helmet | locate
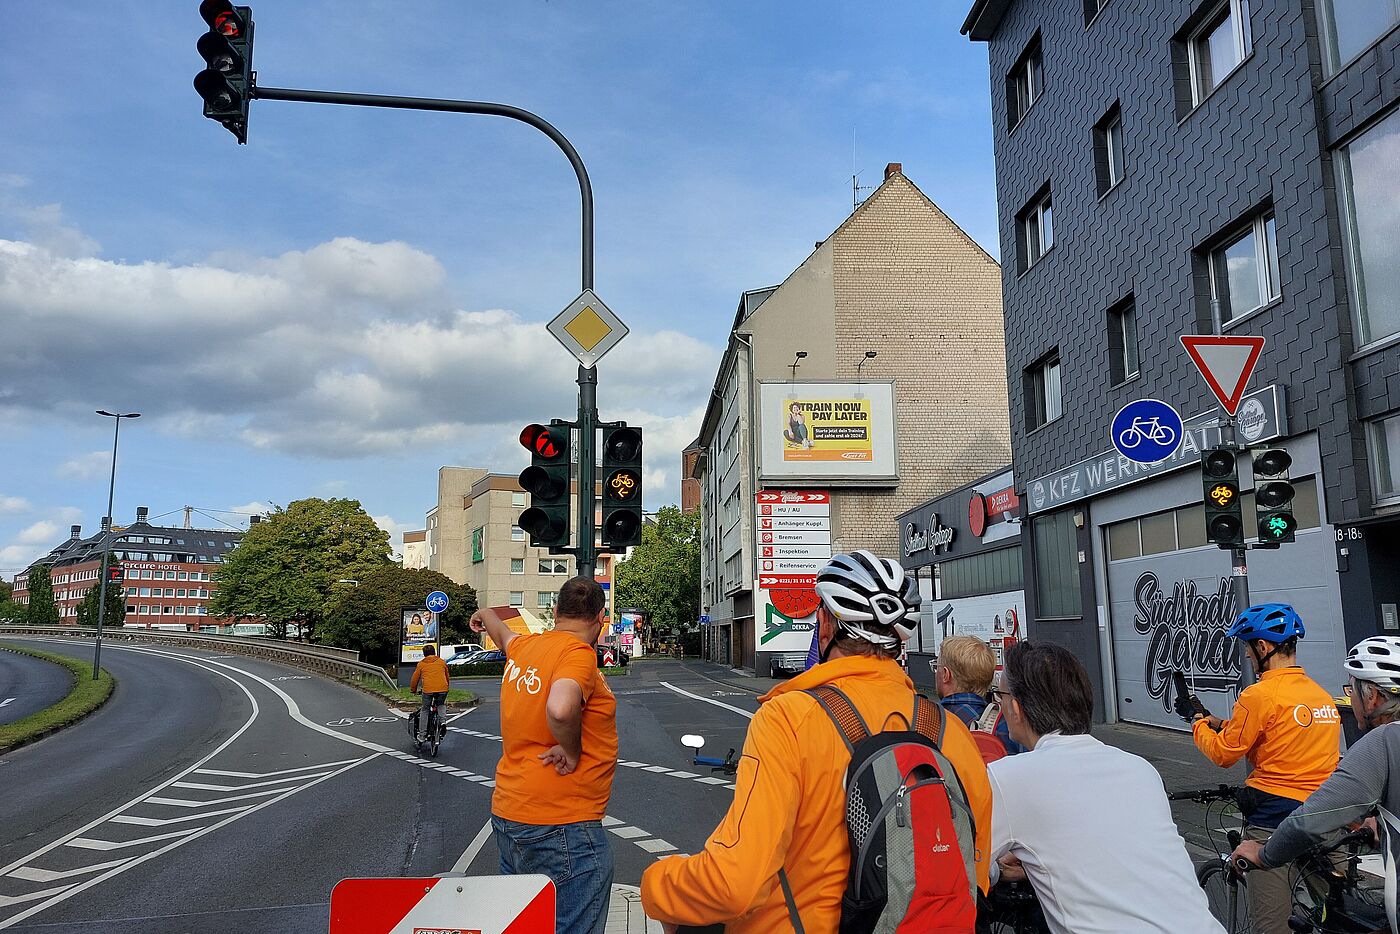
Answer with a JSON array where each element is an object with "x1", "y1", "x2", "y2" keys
[
  {"x1": 1345, "y1": 636, "x2": 1400, "y2": 695},
  {"x1": 814, "y1": 550, "x2": 920, "y2": 651}
]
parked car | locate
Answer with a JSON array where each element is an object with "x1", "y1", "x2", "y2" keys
[
  {"x1": 472, "y1": 649, "x2": 507, "y2": 664},
  {"x1": 442, "y1": 644, "x2": 485, "y2": 665}
]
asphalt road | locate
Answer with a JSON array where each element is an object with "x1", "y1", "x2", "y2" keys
[
  {"x1": 0, "y1": 643, "x2": 764, "y2": 933},
  {"x1": 0, "y1": 647, "x2": 73, "y2": 728}
]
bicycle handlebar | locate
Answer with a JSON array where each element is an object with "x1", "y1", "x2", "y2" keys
[{"x1": 1167, "y1": 784, "x2": 1240, "y2": 803}]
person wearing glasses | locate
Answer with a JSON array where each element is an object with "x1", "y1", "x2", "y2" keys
[
  {"x1": 1180, "y1": 604, "x2": 1340, "y2": 934},
  {"x1": 987, "y1": 641, "x2": 1222, "y2": 933}
]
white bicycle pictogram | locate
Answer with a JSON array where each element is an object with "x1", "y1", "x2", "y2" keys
[
  {"x1": 1117, "y1": 416, "x2": 1176, "y2": 449},
  {"x1": 519, "y1": 667, "x2": 542, "y2": 695}
]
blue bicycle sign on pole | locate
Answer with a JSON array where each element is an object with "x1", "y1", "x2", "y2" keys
[
  {"x1": 1111, "y1": 399, "x2": 1184, "y2": 464},
  {"x1": 426, "y1": 591, "x2": 449, "y2": 613}
]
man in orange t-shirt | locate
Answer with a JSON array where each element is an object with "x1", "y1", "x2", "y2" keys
[{"x1": 470, "y1": 577, "x2": 616, "y2": 934}]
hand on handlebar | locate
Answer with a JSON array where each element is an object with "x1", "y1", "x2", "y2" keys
[
  {"x1": 1230, "y1": 840, "x2": 1266, "y2": 872},
  {"x1": 997, "y1": 854, "x2": 1028, "y2": 883}
]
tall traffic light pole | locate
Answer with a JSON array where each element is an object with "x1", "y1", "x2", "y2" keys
[{"x1": 244, "y1": 86, "x2": 604, "y2": 577}]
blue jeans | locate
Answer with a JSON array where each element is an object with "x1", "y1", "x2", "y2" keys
[{"x1": 492, "y1": 815, "x2": 614, "y2": 934}]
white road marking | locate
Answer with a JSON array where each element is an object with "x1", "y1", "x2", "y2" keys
[
  {"x1": 609, "y1": 826, "x2": 650, "y2": 839},
  {"x1": 7, "y1": 859, "x2": 132, "y2": 884},
  {"x1": 695, "y1": 777, "x2": 729, "y2": 785},
  {"x1": 0, "y1": 887, "x2": 73, "y2": 910},
  {"x1": 66, "y1": 829, "x2": 202, "y2": 851},
  {"x1": 445, "y1": 708, "x2": 477, "y2": 723},
  {"x1": 193, "y1": 759, "x2": 361, "y2": 779},
  {"x1": 451, "y1": 820, "x2": 495, "y2": 873},
  {"x1": 635, "y1": 838, "x2": 677, "y2": 854},
  {"x1": 145, "y1": 788, "x2": 289, "y2": 807},
  {"x1": 0, "y1": 698, "x2": 13, "y2": 709},
  {"x1": 172, "y1": 771, "x2": 335, "y2": 791},
  {"x1": 658, "y1": 681, "x2": 754, "y2": 719},
  {"x1": 109, "y1": 805, "x2": 255, "y2": 827},
  {"x1": 601, "y1": 816, "x2": 624, "y2": 827}
]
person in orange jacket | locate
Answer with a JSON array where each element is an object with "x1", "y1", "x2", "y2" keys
[
  {"x1": 1180, "y1": 603, "x2": 1340, "y2": 934},
  {"x1": 641, "y1": 551, "x2": 992, "y2": 933},
  {"x1": 409, "y1": 644, "x2": 451, "y2": 741}
]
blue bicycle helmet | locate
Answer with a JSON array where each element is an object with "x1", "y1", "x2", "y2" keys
[{"x1": 1226, "y1": 603, "x2": 1305, "y2": 642}]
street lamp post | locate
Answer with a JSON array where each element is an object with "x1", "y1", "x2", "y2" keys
[{"x1": 92, "y1": 410, "x2": 140, "y2": 680}]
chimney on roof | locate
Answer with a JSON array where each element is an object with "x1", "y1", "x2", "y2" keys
[
  {"x1": 136, "y1": 506, "x2": 149, "y2": 524},
  {"x1": 101, "y1": 516, "x2": 111, "y2": 532},
  {"x1": 70, "y1": 525, "x2": 81, "y2": 540},
  {"x1": 249, "y1": 515, "x2": 261, "y2": 525},
  {"x1": 885, "y1": 162, "x2": 902, "y2": 180}
]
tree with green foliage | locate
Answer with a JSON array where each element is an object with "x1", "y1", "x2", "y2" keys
[
  {"x1": 614, "y1": 506, "x2": 701, "y2": 636},
  {"x1": 318, "y1": 566, "x2": 478, "y2": 665},
  {"x1": 0, "y1": 578, "x2": 20, "y2": 622},
  {"x1": 76, "y1": 580, "x2": 127, "y2": 628},
  {"x1": 210, "y1": 498, "x2": 392, "y2": 640},
  {"x1": 24, "y1": 566, "x2": 59, "y2": 626}
]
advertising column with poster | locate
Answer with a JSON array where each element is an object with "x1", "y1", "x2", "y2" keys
[
  {"x1": 755, "y1": 491, "x2": 830, "y2": 671},
  {"x1": 399, "y1": 607, "x2": 440, "y2": 684}
]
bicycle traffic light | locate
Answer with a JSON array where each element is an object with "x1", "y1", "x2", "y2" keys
[
  {"x1": 1253, "y1": 448, "x2": 1296, "y2": 544},
  {"x1": 194, "y1": 1, "x2": 255, "y2": 144},
  {"x1": 600, "y1": 424, "x2": 643, "y2": 549},
  {"x1": 518, "y1": 422, "x2": 573, "y2": 548},
  {"x1": 1202, "y1": 446, "x2": 1244, "y2": 547}
]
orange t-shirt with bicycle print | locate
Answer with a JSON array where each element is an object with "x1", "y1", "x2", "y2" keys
[{"x1": 492, "y1": 631, "x2": 618, "y2": 826}]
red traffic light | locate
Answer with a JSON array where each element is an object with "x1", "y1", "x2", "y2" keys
[
  {"x1": 520, "y1": 424, "x2": 565, "y2": 460},
  {"x1": 200, "y1": 1, "x2": 245, "y2": 37}
]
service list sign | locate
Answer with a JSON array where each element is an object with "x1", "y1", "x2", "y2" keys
[{"x1": 755, "y1": 490, "x2": 830, "y2": 653}]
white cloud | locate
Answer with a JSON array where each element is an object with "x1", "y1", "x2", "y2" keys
[
  {"x1": 0, "y1": 496, "x2": 30, "y2": 515},
  {"x1": 228, "y1": 501, "x2": 272, "y2": 518},
  {"x1": 373, "y1": 514, "x2": 415, "y2": 556},
  {"x1": 17, "y1": 520, "x2": 59, "y2": 545},
  {"x1": 58, "y1": 451, "x2": 110, "y2": 480}
]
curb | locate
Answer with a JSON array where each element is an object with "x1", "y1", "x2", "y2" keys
[{"x1": 0, "y1": 644, "x2": 116, "y2": 755}]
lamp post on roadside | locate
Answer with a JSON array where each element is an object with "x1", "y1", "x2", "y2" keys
[{"x1": 92, "y1": 410, "x2": 140, "y2": 680}]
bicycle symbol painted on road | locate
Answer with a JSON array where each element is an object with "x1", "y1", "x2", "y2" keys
[
  {"x1": 1110, "y1": 399, "x2": 1184, "y2": 465},
  {"x1": 325, "y1": 716, "x2": 397, "y2": 726}
]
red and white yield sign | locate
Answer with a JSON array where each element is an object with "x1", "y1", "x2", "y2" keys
[
  {"x1": 1181, "y1": 335, "x2": 1265, "y2": 416},
  {"x1": 330, "y1": 875, "x2": 554, "y2": 934}
]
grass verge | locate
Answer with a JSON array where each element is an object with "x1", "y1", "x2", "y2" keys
[
  {"x1": 348, "y1": 673, "x2": 476, "y2": 708},
  {"x1": 0, "y1": 643, "x2": 115, "y2": 753}
]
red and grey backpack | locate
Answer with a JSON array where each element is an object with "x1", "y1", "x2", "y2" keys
[{"x1": 777, "y1": 685, "x2": 979, "y2": 934}]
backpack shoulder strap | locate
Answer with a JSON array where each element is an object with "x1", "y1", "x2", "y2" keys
[
  {"x1": 805, "y1": 685, "x2": 871, "y2": 752},
  {"x1": 777, "y1": 868, "x2": 807, "y2": 934},
  {"x1": 975, "y1": 700, "x2": 1002, "y2": 732},
  {"x1": 913, "y1": 694, "x2": 946, "y2": 747}
]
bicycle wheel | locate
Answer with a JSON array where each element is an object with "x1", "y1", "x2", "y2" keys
[{"x1": 1197, "y1": 860, "x2": 1251, "y2": 933}]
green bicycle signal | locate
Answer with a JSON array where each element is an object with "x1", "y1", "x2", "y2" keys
[{"x1": 1262, "y1": 514, "x2": 1297, "y2": 541}]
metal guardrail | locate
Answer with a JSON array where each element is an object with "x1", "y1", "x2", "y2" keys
[{"x1": 0, "y1": 626, "x2": 394, "y2": 689}]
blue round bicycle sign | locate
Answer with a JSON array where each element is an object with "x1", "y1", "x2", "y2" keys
[
  {"x1": 426, "y1": 591, "x2": 449, "y2": 613},
  {"x1": 1111, "y1": 399, "x2": 1184, "y2": 464}
]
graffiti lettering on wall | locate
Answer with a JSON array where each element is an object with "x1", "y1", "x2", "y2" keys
[{"x1": 1132, "y1": 572, "x2": 1241, "y2": 712}]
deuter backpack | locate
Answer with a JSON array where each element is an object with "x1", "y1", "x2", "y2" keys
[
  {"x1": 777, "y1": 685, "x2": 979, "y2": 934},
  {"x1": 969, "y1": 701, "x2": 1008, "y2": 764}
]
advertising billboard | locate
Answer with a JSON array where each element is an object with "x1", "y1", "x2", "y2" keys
[
  {"x1": 399, "y1": 608, "x2": 439, "y2": 665},
  {"x1": 916, "y1": 590, "x2": 1026, "y2": 672},
  {"x1": 758, "y1": 382, "x2": 898, "y2": 483}
]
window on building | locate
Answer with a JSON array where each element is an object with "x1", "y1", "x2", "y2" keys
[
  {"x1": 1208, "y1": 212, "x2": 1279, "y2": 325},
  {"x1": 1339, "y1": 108, "x2": 1400, "y2": 347},
  {"x1": 1188, "y1": 0, "x2": 1252, "y2": 104},
  {"x1": 1371, "y1": 413, "x2": 1400, "y2": 501},
  {"x1": 538, "y1": 591, "x2": 556, "y2": 609},
  {"x1": 511, "y1": 525, "x2": 526, "y2": 542},
  {"x1": 511, "y1": 559, "x2": 525, "y2": 574},
  {"x1": 1007, "y1": 36, "x2": 1044, "y2": 128},
  {"x1": 512, "y1": 492, "x2": 527, "y2": 507},
  {"x1": 1094, "y1": 104, "x2": 1125, "y2": 195},
  {"x1": 126, "y1": 587, "x2": 137, "y2": 597},
  {"x1": 141, "y1": 569, "x2": 153, "y2": 579},
  {"x1": 1107, "y1": 297, "x2": 1139, "y2": 385},
  {"x1": 140, "y1": 605, "x2": 151, "y2": 614},
  {"x1": 177, "y1": 571, "x2": 188, "y2": 581},
  {"x1": 1321, "y1": 0, "x2": 1400, "y2": 72},
  {"x1": 163, "y1": 606, "x2": 174, "y2": 614},
  {"x1": 938, "y1": 546, "x2": 1024, "y2": 599},
  {"x1": 1017, "y1": 189, "x2": 1054, "y2": 272},
  {"x1": 176, "y1": 588, "x2": 186, "y2": 598},
  {"x1": 139, "y1": 587, "x2": 151, "y2": 597},
  {"x1": 1025, "y1": 353, "x2": 1063, "y2": 430},
  {"x1": 1084, "y1": 0, "x2": 1109, "y2": 25},
  {"x1": 1033, "y1": 510, "x2": 1082, "y2": 617},
  {"x1": 176, "y1": 606, "x2": 186, "y2": 615},
  {"x1": 510, "y1": 591, "x2": 524, "y2": 607}
]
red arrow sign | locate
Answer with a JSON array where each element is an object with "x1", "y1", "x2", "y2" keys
[{"x1": 1181, "y1": 335, "x2": 1265, "y2": 416}]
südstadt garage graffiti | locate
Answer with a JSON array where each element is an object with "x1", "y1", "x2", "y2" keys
[{"x1": 1132, "y1": 572, "x2": 1241, "y2": 714}]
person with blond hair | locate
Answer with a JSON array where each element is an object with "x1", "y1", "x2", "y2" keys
[{"x1": 933, "y1": 634, "x2": 1024, "y2": 757}]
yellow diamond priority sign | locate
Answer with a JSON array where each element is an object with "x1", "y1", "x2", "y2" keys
[{"x1": 548, "y1": 289, "x2": 629, "y2": 368}]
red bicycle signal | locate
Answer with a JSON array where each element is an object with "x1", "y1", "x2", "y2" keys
[{"x1": 520, "y1": 424, "x2": 564, "y2": 460}]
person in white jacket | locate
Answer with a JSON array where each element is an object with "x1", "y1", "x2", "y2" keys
[{"x1": 987, "y1": 641, "x2": 1224, "y2": 934}]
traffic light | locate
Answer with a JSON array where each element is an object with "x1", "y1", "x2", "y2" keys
[
  {"x1": 1254, "y1": 447, "x2": 1296, "y2": 544},
  {"x1": 1202, "y1": 446, "x2": 1244, "y2": 547},
  {"x1": 600, "y1": 424, "x2": 643, "y2": 549},
  {"x1": 107, "y1": 565, "x2": 124, "y2": 585},
  {"x1": 518, "y1": 422, "x2": 573, "y2": 548},
  {"x1": 194, "y1": 1, "x2": 254, "y2": 144}
]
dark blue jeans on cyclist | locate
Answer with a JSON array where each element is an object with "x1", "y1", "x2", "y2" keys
[
  {"x1": 492, "y1": 815, "x2": 613, "y2": 934},
  {"x1": 418, "y1": 691, "x2": 446, "y2": 738}
]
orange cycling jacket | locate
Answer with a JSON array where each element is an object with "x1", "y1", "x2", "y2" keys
[
  {"x1": 640, "y1": 655, "x2": 992, "y2": 933},
  {"x1": 1192, "y1": 666, "x2": 1341, "y2": 802},
  {"x1": 410, "y1": 655, "x2": 450, "y2": 695}
]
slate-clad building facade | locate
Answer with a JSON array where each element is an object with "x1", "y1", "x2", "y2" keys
[{"x1": 963, "y1": 0, "x2": 1400, "y2": 725}]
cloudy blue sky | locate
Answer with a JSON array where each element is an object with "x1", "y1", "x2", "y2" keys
[{"x1": 0, "y1": 1, "x2": 998, "y2": 574}]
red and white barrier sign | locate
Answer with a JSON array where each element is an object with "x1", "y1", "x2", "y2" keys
[{"x1": 330, "y1": 875, "x2": 554, "y2": 934}]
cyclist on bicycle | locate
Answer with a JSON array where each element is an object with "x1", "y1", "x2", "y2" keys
[
  {"x1": 1182, "y1": 603, "x2": 1340, "y2": 934},
  {"x1": 409, "y1": 644, "x2": 450, "y2": 742},
  {"x1": 640, "y1": 550, "x2": 993, "y2": 933},
  {"x1": 1234, "y1": 635, "x2": 1400, "y2": 930}
]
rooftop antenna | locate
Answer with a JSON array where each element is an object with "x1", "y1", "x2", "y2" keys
[
  {"x1": 852, "y1": 127, "x2": 873, "y2": 212},
  {"x1": 183, "y1": 505, "x2": 193, "y2": 529}
]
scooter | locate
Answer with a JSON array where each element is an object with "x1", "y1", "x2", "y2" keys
[{"x1": 681, "y1": 733, "x2": 738, "y2": 776}]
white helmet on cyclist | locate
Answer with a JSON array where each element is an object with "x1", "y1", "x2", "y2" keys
[
  {"x1": 814, "y1": 550, "x2": 920, "y2": 651},
  {"x1": 1345, "y1": 636, "x2": 1400, "y2": 695}
]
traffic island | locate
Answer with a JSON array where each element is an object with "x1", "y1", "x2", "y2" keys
[
  {"x1": 0, "y1": 643, "x2": 115, "y2": 754},
  {"x1": 347, "y1": 673, "x2": 477, "y2": 710}
]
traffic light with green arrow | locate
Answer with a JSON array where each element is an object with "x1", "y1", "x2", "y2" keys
[{"x1": 1254, "y1": 448, "x2": 1296, "y2": 545}]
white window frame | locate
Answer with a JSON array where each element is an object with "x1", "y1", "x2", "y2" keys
[
  {"x1": 1370, "y1": 414, "x2": 1400, "y2": 504},
  {"x1": 511, "y1": 558, "x2": 525, "y2": 575},
  {"x1": 1319, "y1": 0, "x2": 1400, "y2": 75},
  {"x1": 511, "y1": 492, "x2": 527, "y2": 507},
  {"x1": 1028, "y1": 355, "x2": 1063, "y2": 430},
  {"x1": 537, "y1": 591, "x2": 556, "y2": 609},
  {"x1": 1021, "y1": 193, "x2": 1054, "y2": 269},
  {"x1": 1188, "y1": 0, "x2": 1252, "y2": 105},
  {"x1": 509, "y1": 591, "x2": 524, "y2": 607},
  {"x1": 1111, "y1": 301, "x2": 1139, "y2": 384},
  {"x1": 1210, "y1": 212, "x2": 1280, "y2": 327},
  {"x1": 1337, "y1": 108, "x2": 1400, "y2": 349},
  {"x1": 1009, "y1": 40, "x2": 1044, "y2": 128},
  {"x1": 1103, "y1": 112, "x2": 1124, "y2": 189},
  {"x1": 511, "y1": 525, "x2": 526, "y2": 542}
]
